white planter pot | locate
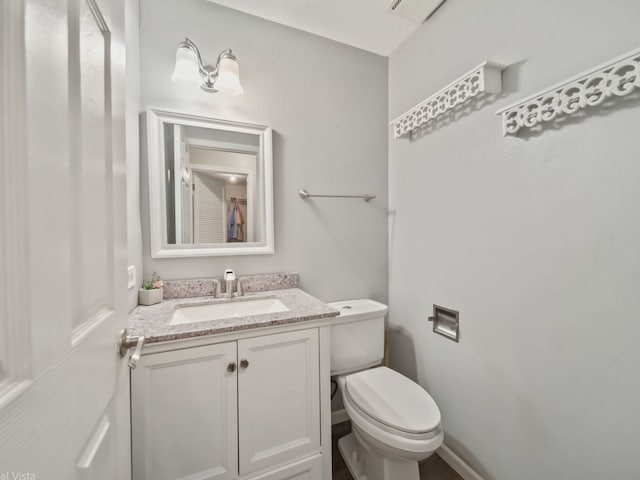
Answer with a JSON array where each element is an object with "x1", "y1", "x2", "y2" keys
[{"x1": 139, "y1": 288, "x2": 163, "y2": 306}]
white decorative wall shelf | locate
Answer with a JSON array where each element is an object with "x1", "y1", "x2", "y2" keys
[
  {"x1": 496, "y1": 46, "x2": 640, "y2": 136},
  {"x1": 391, "y1": 61, "x2": 507, "y2": 139}
]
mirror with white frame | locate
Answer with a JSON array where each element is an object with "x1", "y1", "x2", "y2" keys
[{"x1": 146, "y1": 108, "x2": 274, "y2": 257}]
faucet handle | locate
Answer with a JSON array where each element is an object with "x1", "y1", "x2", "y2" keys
[
  {"x1": 236, "y1": 277, "x2": 244, "y2": 297},
  {"x1": 224, "y1": 269, "x2": 236, "y2": 281},
  {"x1": 212, "y1": 278, "x2": 221, "y2": 298}
]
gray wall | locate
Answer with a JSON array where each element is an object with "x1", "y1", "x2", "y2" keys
[
  {"x1": 126, "y1": 0, "x2": 143, "y2": 311},
  {"x1": 388, "y1": 1, "x2": 640, "y2": 479},
  {"x1": 138, "y1": 0, "x2": 388, "y2": 303}
]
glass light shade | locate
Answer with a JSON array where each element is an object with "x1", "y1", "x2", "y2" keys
[
  {"x1": 213, "y1": 56, "x2": 244, "y2": 96},
  {"x1": 171, "y1": 46, "x2": 202, "y2": 87}
]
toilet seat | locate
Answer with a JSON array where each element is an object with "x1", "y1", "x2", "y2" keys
[
  {"x1": 344, "y1": 367, "x2": 441, "y2": 438},
  {"x1": 344, "y1": 388, "x2": 441, "y2": 443},
  {"x1": 339, "y1": 371, "x2": 444, "y2": 458}
]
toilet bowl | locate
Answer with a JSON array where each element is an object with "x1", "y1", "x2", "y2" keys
[
  {"x1": 328, "y1": 300, "x2": 444, "y2": 480},
  {"x1": 336, "y1": 368, "x2": 443, "y2": 480}
]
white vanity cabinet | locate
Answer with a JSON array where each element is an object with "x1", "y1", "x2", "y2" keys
[{"x1": 131, "y1": 327, "x2": 326, "y2": 480}]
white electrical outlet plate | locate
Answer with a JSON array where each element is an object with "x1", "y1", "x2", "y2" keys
[{"x1": 127, "y1": 265, "x2": 137, "y2": 290}]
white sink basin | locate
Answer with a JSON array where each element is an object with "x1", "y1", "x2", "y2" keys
[{"x1": 170, "y1": 298, "x2": 290, "y2": 326}]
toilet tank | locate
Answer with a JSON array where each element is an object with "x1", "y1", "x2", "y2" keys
[{"x1": 327, "y1": 299, "x2": 389, "y2": 376}]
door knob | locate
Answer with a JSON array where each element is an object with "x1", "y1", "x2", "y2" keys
[
  {"x1": 227, "y1": 362, "x2": 237, "y2": 373},
  {"x1": 240, "y1": 358, "x2": 249, "y2": 369},
  {"x1": 118, "y1": 329, "x2": 145, "y2": 369}
]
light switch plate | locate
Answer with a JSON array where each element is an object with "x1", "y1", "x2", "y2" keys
[{"x1": 127, "y1": 265, "x2": 137, "y2": 290}]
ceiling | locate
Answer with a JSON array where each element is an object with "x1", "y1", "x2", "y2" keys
[{"x1": 205, "y1": 0, "x2": 429, "y2": 56}]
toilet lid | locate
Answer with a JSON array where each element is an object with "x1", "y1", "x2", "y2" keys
[{"x1": 345, "y1": 367, "x2": 441, "y2": 434}]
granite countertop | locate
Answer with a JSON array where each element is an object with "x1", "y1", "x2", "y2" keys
[{"x1": 128, "y1": 287, "x2": 340, "y2": 344}]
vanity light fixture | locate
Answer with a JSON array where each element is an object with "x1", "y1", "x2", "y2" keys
[{"x1": 171, "y1": 37, "x2": 244, "y2": 96}]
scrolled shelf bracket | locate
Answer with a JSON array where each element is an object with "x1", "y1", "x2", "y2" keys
[
  {"x1": 496, "y1": 46, "x2": 640, "y2": 136},
  {"x1": 390, "y1": 60, "x2": 507, "y2": 139}
]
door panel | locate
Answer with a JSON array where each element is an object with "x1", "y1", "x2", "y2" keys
[
  {"x1": 26, "y1": 0, "x2": 74, "y2": 374},
  {"x1": 193, "y1": 172, "x2": 225, "y2": 243},
  {"x1": 238, "y1": 330, "x2": 320, "y2": 475},
  {"x1": 76, "y1": 407, "x2": 115, "y2": 480},
  {"x1": 73, "y1": 0, "x2": 112, "y2": 329},
  {"x1": 131, "y1": 343, "x2": 239, "y2": 480}
]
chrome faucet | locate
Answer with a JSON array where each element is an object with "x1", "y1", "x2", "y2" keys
[{"x1": 222, "y1": 269, "x2": 242, "y2": 298}]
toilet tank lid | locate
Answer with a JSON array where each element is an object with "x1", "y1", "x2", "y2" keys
[
  {"x1": 327, "y1": 299, "x2": 388, "y2": 321},
  {"x1": 345, "y1": 367, "x2": 441, "y2": 434}
]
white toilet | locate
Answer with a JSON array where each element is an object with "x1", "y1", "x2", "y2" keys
[{"x1": 329, "y1": 299, "x2": 443, "y2": 480}]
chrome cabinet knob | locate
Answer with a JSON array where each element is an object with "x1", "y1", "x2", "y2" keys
[
  {"x1": 240, "y1": 358, "x2": 249, "y2": 369},
  {"x1": 227, "y1": 362, "x2": 237, "y2": 373}
]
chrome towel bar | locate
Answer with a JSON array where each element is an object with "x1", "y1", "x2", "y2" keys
[{"x1": 298, "y1": 189, "x2": 375, "y2": 202}]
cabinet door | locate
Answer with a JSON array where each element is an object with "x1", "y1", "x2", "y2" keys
[
  {"x1": 238, "y1": 329, "x2": 320, "y2": 475},
  {"x1": 132, "y1": 342, "x2": 238, "y2": 480}
]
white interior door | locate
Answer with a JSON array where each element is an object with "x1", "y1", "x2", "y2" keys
[
  {"x1": 0, "y1": 0, "x2": 129, "y2": 478},
  {"x1": 193, "y1": 171, "x2": 225, "y2": 243},
  {"x1": 173, "y1": 124, "x2": 184, "y2": 243}
]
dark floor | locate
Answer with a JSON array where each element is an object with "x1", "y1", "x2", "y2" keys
[{"x1": 332, "y1": 421, "x2": 463, "y2": 480}]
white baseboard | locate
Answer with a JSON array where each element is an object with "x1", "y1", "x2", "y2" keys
[
  {"x1": 437, "y1": 444, "x2": 484, "y2": 480},
  {"x1": 331, "y1": 409, "x2": 349, "y2": 425}
]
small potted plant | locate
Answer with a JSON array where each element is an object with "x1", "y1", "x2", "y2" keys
[{"x1": 139, "y1": 272, "x2": 164, "y2": 306}]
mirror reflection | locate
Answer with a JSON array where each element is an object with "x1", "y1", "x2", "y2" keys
[
  {"x1": 146, "y1": 108, "x2": 274, "y2": 258},
  {"x1": 163, "y1": 124, "x2": 258, "y2": 245}
]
